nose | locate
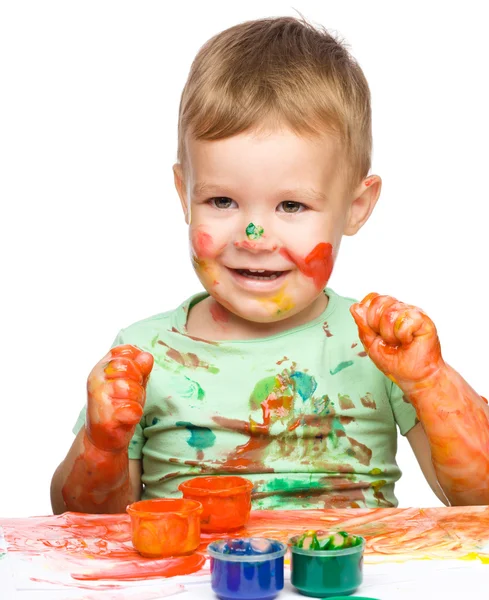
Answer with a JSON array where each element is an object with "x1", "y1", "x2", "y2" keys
[{"x1": 234, "y1": 221, "x2": 279, "y2": 252}]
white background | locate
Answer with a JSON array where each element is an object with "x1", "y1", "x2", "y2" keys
[{"x1": 1, "y1": 1, "x2": 487, "y2": 518}]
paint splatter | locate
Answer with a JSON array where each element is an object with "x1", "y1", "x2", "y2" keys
[
  {"x1": 330, "y1": 361, "x2": 354, "y2": 375},
  {"x1": 179, "y1": 376, "x2": 205, "y2": 402},
  {"x1": 157, "y1": 341, "x2": 219, "y2": 373},
  {"x1": 357, "y1": 351, "x2": 367, "y2": 358},
  {"x1": 175, "y1": 422, "x2": 217, "y2": 460},
  {"x1": 338, "y1": 394, "x2": 355, "y2": 410},
  {"x1": 280, "y1": 242, "x2": 334, "y2": 290},
  {"x1": 210, "y1": 302, "x2": 229, "y2": 325},
  {"x1": 259, "y1": 286, "x2": 295, "y2": 315},
  {"x1": 245, "y1": 223, "x2": 264, "y2": 240},
  {"x1": 361, "y1": 393, "x2": 377, "y2": 409},
  {"x1": 290, "y1": 372, "x2": 317, "y2": 401},
  {"x1": 323, "y1": 322, "x2": 333, "y2": 337},
  {"x1": 169, "y1": 327, "x2": 219, "y2": 346},
  {"x1": 192, "y1": 229, "x2": 215, "y2": 259}
]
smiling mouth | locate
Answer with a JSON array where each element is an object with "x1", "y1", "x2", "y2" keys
[{"x1": 232, "y1": 268, "x2": 289, "y2": 281}]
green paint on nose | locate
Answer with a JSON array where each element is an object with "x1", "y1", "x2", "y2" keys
[{"x1": 246, "y1": 222, "x2": 264, "y2": 240}]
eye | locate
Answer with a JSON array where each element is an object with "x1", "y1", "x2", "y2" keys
[
  {"x1": 278, "y1": 201, "x2": 306, "y2": 214},
  {"x1": 209, "y1": 197, "x2": 237, "y2": 210}
]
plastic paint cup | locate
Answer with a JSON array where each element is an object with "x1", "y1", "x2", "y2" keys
[
  {"x1": 126, "y1": 498, "x2": 203, "y2": 558},
  {"x1": 208, "y1": 537, "x2": 287, "y2": 600},
  {"x1": 178, "y1": 476, "x2": 253, "y2": 532},
  {"x1": 290, "y1": 535, "x2": 366, "y2": 597}
]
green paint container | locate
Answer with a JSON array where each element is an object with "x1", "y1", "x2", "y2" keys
[{"x1": 290, "y1": 535, "x2": 365, "y2": 597}]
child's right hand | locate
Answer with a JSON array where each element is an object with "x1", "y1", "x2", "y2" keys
[{"x1": 85, "y1": 345, "x2": 154, "y2": 452}]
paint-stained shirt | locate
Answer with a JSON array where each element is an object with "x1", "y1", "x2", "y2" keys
[{"x1": 73, "y1": 288, "x2": 418, "y2": 510}]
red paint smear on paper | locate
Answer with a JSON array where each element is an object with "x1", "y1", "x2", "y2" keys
[
  {"x1": 280, "y1": 242, "x2": 334, "y2": 290},
  {"x1": 74, "y1": 554, "x2": 205, "y2": 581},
  {"x1": 0, "y1": 513, "x2": 205, "y2": 581},
  {"x1": 6, "y1": 506, "x2": 489, "y2": 587}
]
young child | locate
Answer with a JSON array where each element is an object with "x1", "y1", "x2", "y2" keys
[{"x1": 51, "y1": 16, "x2": 489, "y2": 515}]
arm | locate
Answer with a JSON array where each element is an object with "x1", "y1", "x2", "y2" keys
[
  {"x1": 50, "y1": 344, "x2": 153, "y2": 514},
  {"x1": 351, "y1": 294, "x2": 489, "y2": 506},
  {"x1": 50, "y1": 429, "x2": 143, "y2": 514},
  {"x1": 405, "y1": 421, "x2": 449, "y2": 506}
]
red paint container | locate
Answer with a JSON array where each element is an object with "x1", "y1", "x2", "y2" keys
[
  {"x1": 178, "y1": 476, "x2": 253, "y2": 532},
  {"x1": 127, "y1": 498, "x2": 203, "y2": 558}
]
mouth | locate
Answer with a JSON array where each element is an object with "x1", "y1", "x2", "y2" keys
[
  {"x1": 233, "y1": 268, "x2": 289, "y2": 281},
  {"x1": 226, "y1": 267, "x2": 291, "y2": 293}
]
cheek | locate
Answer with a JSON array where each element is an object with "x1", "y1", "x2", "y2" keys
[
  {"x1": 190, "y1": 229, "x2": 217, "y2": 260},
  {"x1": 281, "y1": 242, "x2": 335, "y2": 290}
]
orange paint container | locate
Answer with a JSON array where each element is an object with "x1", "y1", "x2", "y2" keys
[
  {"x1": 126, "y1": 498, "x2": 203, "y2": 558},
  {"x1": 178, "y1": 476, "x2": 253, "y2": 532}
]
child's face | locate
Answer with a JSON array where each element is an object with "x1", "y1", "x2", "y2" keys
[{"x1": 174, "y1": 126, "x2": 379, "y2": 324}]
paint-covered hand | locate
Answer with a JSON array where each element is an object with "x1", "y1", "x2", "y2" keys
[
  {"x1": 86, "y1": 345, "x2": 154, "y2": 452},
  {"x1": 350, "y1": 293, "x2": 445, "y2": 389}
]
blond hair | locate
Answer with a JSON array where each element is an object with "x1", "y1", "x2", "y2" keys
[{"x1": 177, "y1": 16, "x2": 372, "y2": 185}]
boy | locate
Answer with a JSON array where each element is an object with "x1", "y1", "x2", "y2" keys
[{"x1": 51, "y1": 16, "x2": 489, "y2": 515}]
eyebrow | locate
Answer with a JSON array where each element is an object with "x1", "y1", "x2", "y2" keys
[{"x1": 192, "y1": 182, "x2": 329, "y2": 203}]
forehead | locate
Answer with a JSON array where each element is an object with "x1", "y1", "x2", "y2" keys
[{"x1": 184, "y1": 127, "x2": 347, "y2": 196}]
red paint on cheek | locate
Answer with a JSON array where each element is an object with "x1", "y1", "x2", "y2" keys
[
  {"x1": 280, "y1": 243, "x2": 334, "y2": 290},
  {"x1": 192, "y1": 230, "x2": 215, "y2": 259}
]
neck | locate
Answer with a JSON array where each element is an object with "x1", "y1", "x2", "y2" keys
[{"x1": 186, "y1": 293, "x2": 328, "y2": 341}]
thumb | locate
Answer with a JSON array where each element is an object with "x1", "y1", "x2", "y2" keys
[{"x1": 135, "y1": 352, "x2": 154, "y2": 383}]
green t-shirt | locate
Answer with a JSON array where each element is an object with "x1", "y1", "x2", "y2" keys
[{"x1": 74, "y1": 288, "x2": 418, "y2": 509}]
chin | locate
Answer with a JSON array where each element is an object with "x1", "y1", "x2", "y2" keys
[{"x1": 228, "y1": 302, "x2": 299, "y2": 324}]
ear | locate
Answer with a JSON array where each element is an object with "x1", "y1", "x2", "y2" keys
[
  {"x1": 173, "y1": 163, "x2": 190, "y2": 224},
  {"x1": 343, "y1": 175, "x2": 382, "y2": 236}
]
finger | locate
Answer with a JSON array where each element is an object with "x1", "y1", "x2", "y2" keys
[
  {"x1": 106, "y1": 379, "x2": 145, "y2": 403},
  {"x1": 358, "y1": 292, "x2": 380, "y2": 307},
  {"x1": 135, "y1": 351, "x2": 154, "y2": 383},
  {"x1": 104, "y1": 357, "x2": 144, "y2": 384},
  {"x1": 112, "y1": 401, "x2": 144, "y2": 426},
  {"x1": 110, "y1": 345, "x2": 142, "y2": 359},
  {"x1": 378, "y1": 301, "x2": 409, "y2": 345},
  {"x1": 350, "y1": 302, "x2": 377, "y2": 350},
  {"x1": 394, "y1": 308, "x2": 432, "y2": 345},
  {"x1": 366, "y1": 295, "x2": 399, "y2": 334}
]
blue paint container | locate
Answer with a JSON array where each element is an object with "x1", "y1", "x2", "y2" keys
[{"x1": 208, "y1": 537, "x2": 287, "y2": 600}]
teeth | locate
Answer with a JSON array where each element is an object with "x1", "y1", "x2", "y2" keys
[
  {"x1": 249, "y1": 269, "x2": 266, "y2": 273},
  {"x1": 247, "y1": 274, "x2": 278, "y2": 280}
]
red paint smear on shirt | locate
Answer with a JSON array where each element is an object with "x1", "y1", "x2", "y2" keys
[{"x1": 280, "y1": 242, "x2": 334, "y2": 290}]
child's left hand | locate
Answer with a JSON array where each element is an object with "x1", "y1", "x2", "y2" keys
[{"x1": 350, "y1": 293, "x2": 445, "y2": 389}]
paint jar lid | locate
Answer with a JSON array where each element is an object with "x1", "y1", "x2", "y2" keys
[
  {"x1": 208, "y1": 537, "x2": 287, "y2": 562},
  {"x1": 326, "y1": 597, "x2": 380, "y2": 600}
]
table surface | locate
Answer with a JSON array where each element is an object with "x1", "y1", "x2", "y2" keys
[{"x1": 3, "y1": 506, "x2": 489, "y2": 600}]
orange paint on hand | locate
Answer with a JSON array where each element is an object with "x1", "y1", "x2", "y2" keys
[
  {"x1": 62, "y1": 345, "x2": 154, "y2": 513},
  {"x1": 350, "y1": 292, "x2": 489, "y2": 506}
]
